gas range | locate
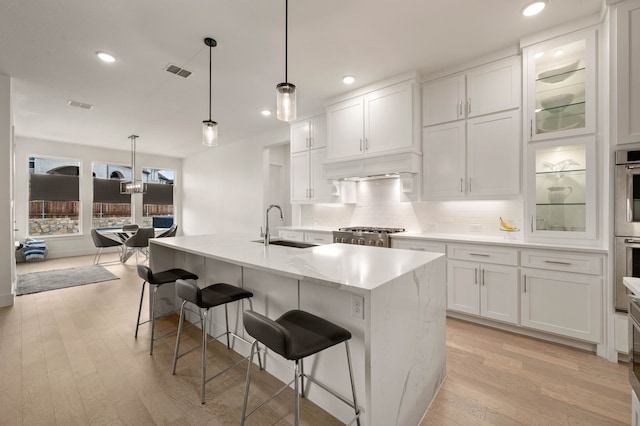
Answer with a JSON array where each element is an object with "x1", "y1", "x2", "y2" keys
[{"x1": 332, "y1": 226, "x2": 406, "y2": 247}]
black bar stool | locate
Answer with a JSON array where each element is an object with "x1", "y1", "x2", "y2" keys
[
  {"x1": 172, "y1": 278, "x2": 262, "y2": 404},
  {"x1": 135, "y1": 265, "x2": 199, "y2": 355},
  {"x1": 240, "y1": 309, "x2": 361, "y2": 426}
]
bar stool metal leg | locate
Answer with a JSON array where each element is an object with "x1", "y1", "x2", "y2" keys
[
  {"x1": 149, "y1": 284, "x2": 159, "y2": 355},
  {"x1": 240, "y1": 340, "x2": 259, "y2": 426},
  {"x1": 201, "y1": 308, "x2": 209, "y2": 404},
  {"x1": 172, "y1": 300, "x2": 188, "y2": 375},
  {"x1": 135, "y1": 281, "x2": 147, "y2": 338},
  {"x1": 345, "y1": 341, "x2": 361, "y2": 426},
  {"x1": 294, "y1": 361, "x2": 300, "y2": 426}
]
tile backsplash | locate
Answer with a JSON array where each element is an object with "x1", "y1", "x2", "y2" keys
[{"x1": 301, "y1": 177, "x2": 523, "y2": 236}]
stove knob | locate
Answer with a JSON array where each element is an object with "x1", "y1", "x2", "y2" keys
[
  {"x1": 376, "y1": 240, "x2": 385, "y2": 247},
  {"x1": 368, "y1": 240, "x2": 376, "y2": 246},
  {"x1": 341, "y1": 238, "x2": 347, "y2": 243},
  {"x1": 351, "y1": 238, "x2": 357, "y2": 244},
  {"x1": 358, "y1": 238, "x2": 365, "y2": 245},
  {"x1": 335, "y1": 237, "x2": 340, "y2": 243}
]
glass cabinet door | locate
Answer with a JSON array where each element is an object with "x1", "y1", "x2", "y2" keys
[
  {"x1": 525, "y1": 29, "x2": 596, "y2": 141},
  {"x1": 528, "y1": 136, "x2": 596, "y2": 240}
]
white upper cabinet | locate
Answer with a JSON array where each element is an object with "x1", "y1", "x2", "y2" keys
[
  {"x1": 290, "y1": 115, "x2": 335, "y2": 204},
  {"x1": 290, "y1": 115, "x2": 327, "y2": 154},
  {"x1": 423, "y1": 121, "x2": 466, "y2": 198},
  {"x1": 327, "y1": 79, "x2": 417, "y2": 161},
  {"x1": 466, "y1": 110, "x2": 520, "y2": 196},
  {"x1": 524, "y1": 28, "x2": 596, "y2": 141},
  {"x1": 422, "y1": 75, "x2": 466, "y2": 126},
  {"x1": 423, "y1": 110, "x2": 520, "y2": 199},
  {"x1": 422, "y1": 56, "x2": 521, "y2": 127},
  {"x1": 614, "y1": 0, "x2": 640, "y2": 144}
]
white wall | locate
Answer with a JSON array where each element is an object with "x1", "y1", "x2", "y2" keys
[
  {"x1": 14, "y1": 136, "x2": 182, "y2": 258},
  {"x1": 182, "y1": 127, "x2": 289, "y2": 236},
  {"x1": 0, "y1": 74, "x2": 14, "y2": 307}
]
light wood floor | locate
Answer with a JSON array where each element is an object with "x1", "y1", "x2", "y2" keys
[{"x1": 2, "y1": 254, "x2": 632, "y2": 425}]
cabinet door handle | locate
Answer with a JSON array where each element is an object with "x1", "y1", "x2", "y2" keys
[
  {"x1": 544, "y1": 260, "x2": 572, "y2": 266},
  {"x1": 467, "y1": 98, "x2": 471, "y2": 115},
  {"x1": 409, "y1": 247, "x2": 426, "y2": 251},
  {"x1": 482, "y1": 268, "x2": 485, "y2": 286},
  {"x1": 531, "y1": 216, "x2": 534, "y2": 232},
  {"x1": 360, "y1": 139, "x2": 363, "y2": 152},
  {"x1": 530, "y1": 120, "x2": 533, "y2": 139},
  {"x1": 469, "y1": 253, "x2": 490, "y2": 257},
  {"x1": 460, "y1": 178, "x2": 464, "y2": 193},
  {"x1": 309, "y1": 137, "x2": 313, "y2": 148},
  {"x1": 474, "y1": 268, "x2": 478, "y2": 285},
  {"x1": 312, "y1": 237, "x2": 323, "y2": 241},
  {"x1": 306, "y1": 137, "x2": 309, "y2": 148},
  {"x1": 523, "y1": 274, "x2": 527, "y2": 293},
  {"x1": 458, "y1": 101, "x2": 462, "y2": 117},
  {"x1": 365, "y1": 138, "x2": 369, "y2": 152}
]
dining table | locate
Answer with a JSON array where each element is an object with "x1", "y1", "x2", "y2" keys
[{"x1": 96, "y1": 226, "x2": 169, "y2": 262}]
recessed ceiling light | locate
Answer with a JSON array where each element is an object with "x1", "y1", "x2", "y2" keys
[
  {"x1": 96, "y1": 51, "x2": 116, "y2": 63},
  {"x1": 342, "y1": 75, "x2": 355, "y2": 85},
  {"x1": 261, "y1": 110, "x2": 272, "y2": 117},
  {"x1": 522, "y1": 1, "x2": 546, "y2": 17}
]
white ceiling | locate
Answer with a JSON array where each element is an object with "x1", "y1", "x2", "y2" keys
[{"x1": 0, "y1": 0, "x2": 603, "y2": 158}]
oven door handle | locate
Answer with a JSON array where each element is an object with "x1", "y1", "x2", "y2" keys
[{"x1": 626, "y1": 238, "x2": 640, "y2": 244}]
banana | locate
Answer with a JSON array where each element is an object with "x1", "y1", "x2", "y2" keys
[{"x1": 499, "y1": 217, "x2": 518, "y2": 231}]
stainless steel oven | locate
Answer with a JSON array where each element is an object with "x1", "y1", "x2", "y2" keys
[
  {"x1": 332, "y1": 227, "x2": 405, "y2": 248},
  {"x1": 615, "y1": 237, "x2": 640, "y2": 312},
  {"x1": 615, "y1": 149, "x2": 640, "y2": 312},
  {"x1": 615, "y1": 149, "x2": 640, "y2": 236},
  {"x1": 629, "y1": 295, "x2": 640, "y2": 398}
]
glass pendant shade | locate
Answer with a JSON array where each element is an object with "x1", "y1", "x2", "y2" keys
[
  {"x1": 202, "y1": 120, "x2": 218, "y2": 147},
  {"x1": 276, "y1": 82, "x2": 296, "y2": 122}
]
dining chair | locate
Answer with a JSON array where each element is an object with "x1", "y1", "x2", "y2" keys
[
  {"x1": 124, "y1": 227, "x2": 155, "y2": 264},
  {"x1": 90, "y1": 228, "x2": 124, "y2": 264},
  {"x1": 157, "y1": 224, "x2": 178, "y2": 238}
]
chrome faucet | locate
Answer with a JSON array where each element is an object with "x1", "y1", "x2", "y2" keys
[{"x1": 261, "y1": 204, "x2": 284, "y2": 246}]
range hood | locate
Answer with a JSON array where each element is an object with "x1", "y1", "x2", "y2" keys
[
  {"x1": 323, "y1": 151, "x2": 421, "y2": 180},
  {"x1": 323, "y1": 151, "x2": 422, "y2": 202}
]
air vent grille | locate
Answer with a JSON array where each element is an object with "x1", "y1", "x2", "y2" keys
[
  {"x1": 67, "y1": 100, "x2": 94, "y2": 110},
  {"x1": 165, "y1": 64, "x2": 192, "y2": 78}
]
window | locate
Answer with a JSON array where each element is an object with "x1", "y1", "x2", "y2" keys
[
  {"x1": 92, "y1": 162, "x2": 132, "y2": 228},
  {"x1": 28, "y1": 157, "x2": 80, "y2": 236},
  {"x1": 142, "y1": 168, "x2": 174, "y2": 228}
]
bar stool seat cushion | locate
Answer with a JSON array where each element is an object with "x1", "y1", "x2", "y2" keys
[
  {"x1": 137, "y1": 265, "x2": 198, "y2": 285},
  {"x1": 177, "y1": 283, "x2": 253, "y2": 309},
  {"x1": 244, "y1": 310, "x2": 352, "y2": 361}
]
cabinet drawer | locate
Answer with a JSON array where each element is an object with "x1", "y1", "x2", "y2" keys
[
  {"x1": 448, "y1": 244, "x2": 518, "y2": 266},
  {"x1": 304, "y1": 232, "x2": 333, "y2": 245},
  {"x1": 391, "y1": 238, "x2": 446, "y2": 253},
  {"x1": 520, "y1": 249, "x2": 603, "y2": 275},
  {"x1": 279, "y1": 230, "x2": 304, "y2": 242}
]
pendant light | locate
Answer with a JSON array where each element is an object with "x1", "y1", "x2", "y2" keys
[
  {"x1": 276, "y1": 0, "x2": 296, "y2": 122},
  {"x1": 202, "y1": 37, "x2": 219, "y2": 146},
  {"x1": 120, "y1": 135, "x2": 147, "y2": 194}
]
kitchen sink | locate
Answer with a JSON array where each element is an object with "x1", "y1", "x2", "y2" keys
[{"x1": 253, "y1": 239, "x2": 317, "y2": 248}]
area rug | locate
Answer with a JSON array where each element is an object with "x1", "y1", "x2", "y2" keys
[{"x1": 17, "y1": 265, "x2": 119, "y2": 296}]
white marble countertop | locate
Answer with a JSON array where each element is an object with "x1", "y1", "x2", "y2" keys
[
  {"x1": 150, "y1": 233, "x2": 442, "y2": 293},
  {"x1": 623, "y1": 277, "x2": 640, "y2": 296}
]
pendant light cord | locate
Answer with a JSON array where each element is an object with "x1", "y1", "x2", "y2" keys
[
  {"x1": 208, "y1": 43, "x2": 212, "y2": 120},
  {"x1": 285, "y1": 0, "x2": 288, "y2": 83}
]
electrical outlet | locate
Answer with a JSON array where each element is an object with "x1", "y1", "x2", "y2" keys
[{"x1": 351, "y1": 294, "x2": 364, "y2": 319}]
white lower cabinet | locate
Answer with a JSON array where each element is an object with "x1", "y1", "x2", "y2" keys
[
  {"x1": 304, "y1": 231, "x2": 333, "y2": 245},
  {"x1": 447, "y1": 259, "x2": 519, "y2": 325},
  {"x1": 447, "y1": 244, "x2": 519, "y2": 325},
  {"x1": 520, "y1": 267, "x2": 601, "y2": 343}
]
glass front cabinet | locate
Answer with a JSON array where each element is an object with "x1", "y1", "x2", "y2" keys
[
  {"x1": 526, "y1": 136, "x2": 596, "y2": 240},
  {"x1": 524, "y1": 29, "x2": 596, "y2": 142}
]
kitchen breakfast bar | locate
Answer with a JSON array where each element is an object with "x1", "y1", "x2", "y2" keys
[{"x1": 149, "y1": 234, "x2": 446, "y2": 425}]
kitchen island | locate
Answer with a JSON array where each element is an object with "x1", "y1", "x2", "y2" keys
[{"x1": 149, "y1": 234, "x2": 446, "y2": 426}]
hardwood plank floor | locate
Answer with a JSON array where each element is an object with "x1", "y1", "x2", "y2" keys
[{"x1": 2, "y1": 254, "x2": 632, "y2": 425}]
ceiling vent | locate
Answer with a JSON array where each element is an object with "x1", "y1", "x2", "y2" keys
[
  {"x1": 165, "y1": 64, "x2": 192, "y2": 78},
  {"x1": 67, "y1": 100, "x2": 94, "y2": 110}
]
